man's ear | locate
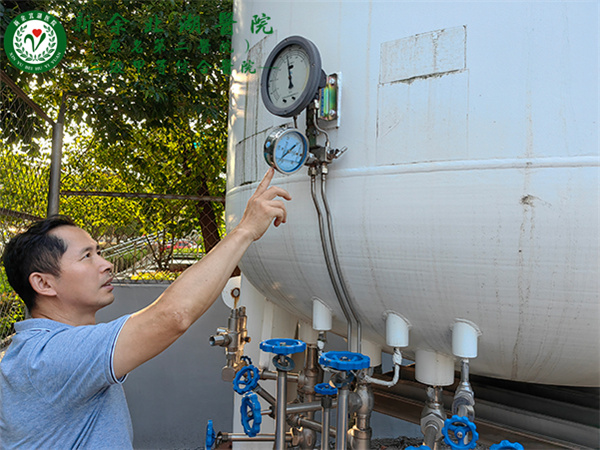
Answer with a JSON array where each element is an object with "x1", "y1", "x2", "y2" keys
[{"x1": 29, "y1": 272, "x2": 58, "y2": 297}]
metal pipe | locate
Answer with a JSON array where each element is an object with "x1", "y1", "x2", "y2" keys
[
  {"x1": 336, "y1": 387, "x2": 349, "y2": 450},
  {"x1": 423, "y1": 425, "x2": 438, "y2": 449},
  {"x1": 47, "y1": 96, "x2": 66, "y2": 217},
  {"x1": 320, "y1": 171, "x2": 362, "y2": 353},
  {"x1": 275, "y1": 369, "x2": 288, "y2": 450},
  {"x1": 364, "y1": 349, "x2": 402, "y2": 387},
  {"x1": 255, "y1": 385, "x2": 277, "y2": 407},
  {"x1": 321, "y1": 403, "x2": 331, "y2": 449},
  {"x1": 286, "y1": 399, "x2": 337, "y2": 414},
  {"x1": 296, "y1": 416, "x2": 336, "y2": 437},
  {"x1": 310, "y1": 173, "x2": 354, "y2": 350},
  {"x1": 261, "y1": 369, "x2": 299, "y2": 382},
  {"x1": 219, "y1": 432, "x2": 292, "y2": 442}
]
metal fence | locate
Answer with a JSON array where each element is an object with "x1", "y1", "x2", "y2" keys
[{"x1": 0, "y1": 70, "x2": 226, "y2": 343}]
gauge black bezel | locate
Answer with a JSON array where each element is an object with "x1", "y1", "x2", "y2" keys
[
  {"x1": 263, "y1": 127, "x2": 309, "y2": 174},
  {"x1": 260, "y1": 36, "x2": 323, "y2": 118}
]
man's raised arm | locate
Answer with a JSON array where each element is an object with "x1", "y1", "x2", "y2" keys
[{"x1": 113, "y1": 168, "x2": 291, "y2": 379}]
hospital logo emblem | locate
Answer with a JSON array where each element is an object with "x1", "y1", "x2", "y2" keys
[{"x1": 4, "y1": 11, "x2": 67, "y2": 73}]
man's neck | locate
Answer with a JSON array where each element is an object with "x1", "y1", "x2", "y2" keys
[{"x1": 31, "y1": 304, "x2": 96, "y2": 326}]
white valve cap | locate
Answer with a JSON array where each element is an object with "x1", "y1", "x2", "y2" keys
[
  {"x1": 312, "y1": 297, "x2": 332, "y2": 331},
  {"x1": 384, "y1": 311, "x2": 410, "y2": 347},
  {"x1": 452, "y1": 320, "x2": 482, "y2": 358}
]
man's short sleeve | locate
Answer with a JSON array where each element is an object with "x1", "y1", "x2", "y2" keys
[{"x1": 25, "y1": 315, "x2": 130, "y2": 406}]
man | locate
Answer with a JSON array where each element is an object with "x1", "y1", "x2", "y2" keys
[{"x1": 0, "y1": 169, "x2": 290, "y2": 449}]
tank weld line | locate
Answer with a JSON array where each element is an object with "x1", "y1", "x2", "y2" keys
[{"x1": 333, "y1": 156, "x2": 600, "y2": 179}]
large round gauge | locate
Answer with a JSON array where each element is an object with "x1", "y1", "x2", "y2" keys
[
  {"x1": 260, "y1": 36, "x2": 325, "y2": 118},
  {"x1": 264, "y1": 127, "x2": 309, "y2": 174}
]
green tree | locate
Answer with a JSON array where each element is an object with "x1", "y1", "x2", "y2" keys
[{"x1": 1, "y1": 0, "x2": 232, "y2": 252}]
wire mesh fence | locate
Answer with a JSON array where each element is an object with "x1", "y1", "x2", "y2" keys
[
  {"x1": 1, "y1": 74, "x2": 52, "y2": 343},
  {"x1": 1, "y1": 70, "x2": 227, "y2": 344}
]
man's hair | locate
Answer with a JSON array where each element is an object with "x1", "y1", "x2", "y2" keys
[{"x1": 2, "y1": 215, "x2": 76, "y2": 312}]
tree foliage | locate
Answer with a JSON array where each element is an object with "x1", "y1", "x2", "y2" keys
[{"x1": 1, "y1": 0, "x2": 232, "y2": 257}]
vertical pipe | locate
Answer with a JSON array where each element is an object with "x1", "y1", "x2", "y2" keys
[
  {"x1": 321, "y1": 404, "x2": 330, "y2": 450},
  {"x1": 320, "y1": 172, "x2": 362, "y2": 353},
  {"x1": 47, "y1": 95, "x2": 66, "y2": 217},
  {"x1": 335, "y1": 387, "x2": 349, "y2": 450},
  {"x1": 310, "y1": 173, "x2": 353, "y2": 350},
  {"x1": 275, "y1": 370, "x2": 287, "y2": 450}
]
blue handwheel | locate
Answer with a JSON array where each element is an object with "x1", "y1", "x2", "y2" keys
[
  {"x1": 442, "y1": 415, "x2": 479, "y2": 450},
  {"x1": 315, "y1": 382, "x2": 338, "y2": 396},
  {"x1": 260, "y1": 338, "x2": 306, "y2": 355},
  {"x1": 205, "y1": 419, "x2": 216, "y2": 449},
  {"x1": 319, "y1": 351, "x2": 370, "y2": 371},
  {"x1": 406, "y1": 446, "x2": 431, "y2": 450},
  {"x1": 233, "y1": 365, "x2": 259, "y2": 394},
  {"x1": 490, "y1": 440, "x2": 524, "y2": 450},
  {"x1": 240, "y1": 392, "x2": 262, "y2": 437}
]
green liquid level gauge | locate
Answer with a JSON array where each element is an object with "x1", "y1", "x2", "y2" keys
[{"x1": 264, "y1": 127, "x2": 309, "y2": 175}]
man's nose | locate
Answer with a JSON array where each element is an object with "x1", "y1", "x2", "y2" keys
[{"x1": 100, "y1": 255, "x2": 114, "y2": 272}]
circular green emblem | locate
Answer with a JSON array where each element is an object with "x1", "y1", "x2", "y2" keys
[{"x1": 4, "y1": 11, "x2": 67, "y2": 74}]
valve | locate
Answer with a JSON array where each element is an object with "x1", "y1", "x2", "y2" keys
[
  {"x1": 205, "y1": 419, "x2": 216, "y2": 449},
  {"x1": 406, "y1": 446, "x2": 431, "y2": 450},
  {"x1": 490, "y1": 440, "x2": 524, "y2": 450},
  {"x1": 319, "y1": 351, "x2": 370, "y2": 371},
  {"x1": 315, "y1": 382, "x2": 338, "y2": 396},
  {"x1": 240, "y1": 391, "x2": 262, "y2": 437},
  {"x1": 442, "y1": 415, "x2": 479, "y2": 450},
  {"x1": 260, "y1": 338, "x2": 306, "y2": 355},
  {"x1": 233, "y1": 365, "x2": 259, "y2": 394}
]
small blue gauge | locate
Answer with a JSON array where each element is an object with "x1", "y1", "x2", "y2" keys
[{"x1": 264, "y1": 127, "x2": 309, "y2": 174}]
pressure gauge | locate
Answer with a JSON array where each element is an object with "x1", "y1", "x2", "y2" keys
[
  {"x1": 261, "y1": 36, "x2": 325, "y2": 118},
  {"x1": 264, "y1": 127, "x2": 309, "y2": 174}
]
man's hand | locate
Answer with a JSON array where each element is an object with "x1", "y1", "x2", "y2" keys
[{"x1": 237, "y1": 168, "x2": 292, "y2": 241}]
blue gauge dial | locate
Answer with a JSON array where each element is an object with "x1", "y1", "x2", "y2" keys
[{"x1": 264, "y1": 127, "x2": 309, "y2": 174}]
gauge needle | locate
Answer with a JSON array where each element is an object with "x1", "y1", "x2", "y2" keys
[
  {"x1": 282, "y1": 143, "x2": 298, "y2": 158},
  {"x1": 287, "y1": 57, "x2": 294, "y2": 89}
]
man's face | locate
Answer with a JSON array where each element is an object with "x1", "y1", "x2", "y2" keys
[{"x1": 48, "y1": 226, "x2": 115, "y2": 314}]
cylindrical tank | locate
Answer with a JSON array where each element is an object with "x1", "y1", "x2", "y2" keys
[{"x1": 226, "y1": 1, "x2": 598, "y2": 386}]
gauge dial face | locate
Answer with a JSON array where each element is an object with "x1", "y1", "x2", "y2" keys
[
  {"x1": 267, "y1": 45, "x2": 311, "y2": 111},
  {"x1": 264, "y1": 128, "x2": 308, "y2": 174},
  {"x1": 260, "y1": 36, "x2": 323, "y2": 118}
]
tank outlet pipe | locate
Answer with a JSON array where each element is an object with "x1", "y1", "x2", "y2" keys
[
  {"x1": 313, "y1": 297, "x2": 333, "y2": 331},
  {"x1": 421, "y1": 386, "x2": 446, "y2": 449},
  {"x1": 451, "y1": 320, "x2": 480, "y2": 421},
  {"x1": 364, "y1": 348, "x2": 402, "y2": 387},
  {"x1": 310, "y1": 171, "x2": 354, "y2": 350}
]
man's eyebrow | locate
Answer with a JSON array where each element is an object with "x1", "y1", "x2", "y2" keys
[{"x1": 80, "y1": 244, "x2": 101, "y2": 254}]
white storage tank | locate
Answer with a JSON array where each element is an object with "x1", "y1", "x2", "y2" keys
[{"x1": 225, "y1": 1, "x2": 598, "y2": 386}]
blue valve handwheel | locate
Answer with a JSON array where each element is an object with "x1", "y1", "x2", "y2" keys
[
  {"x1": 233, "y1": 365, "x2": 259, "y2": 394},
  {"x1": 406, "y1": 446, "x2": 431, "y2": 450},
  {"x1": 240, "y1": 392, "x2": 262, "y2": 437},
  {"x1": 490, "y1": 440, "x2": 524, "y2": 450},
  {"x1": 260, "y1": 338, "x2": 306, "y2": 355},
  {"x1": 315, "y1": 382, "x2": 338, "y2": 396},
  {"x1": 442, "y1": 415, "x2": 479, "y2": 450},
  {"x1": 319, "y1": 351, "x2": 371, "y2": 371},
  {"x1": 205, "y1": 419, "x2": 216, "y2": 449}
]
